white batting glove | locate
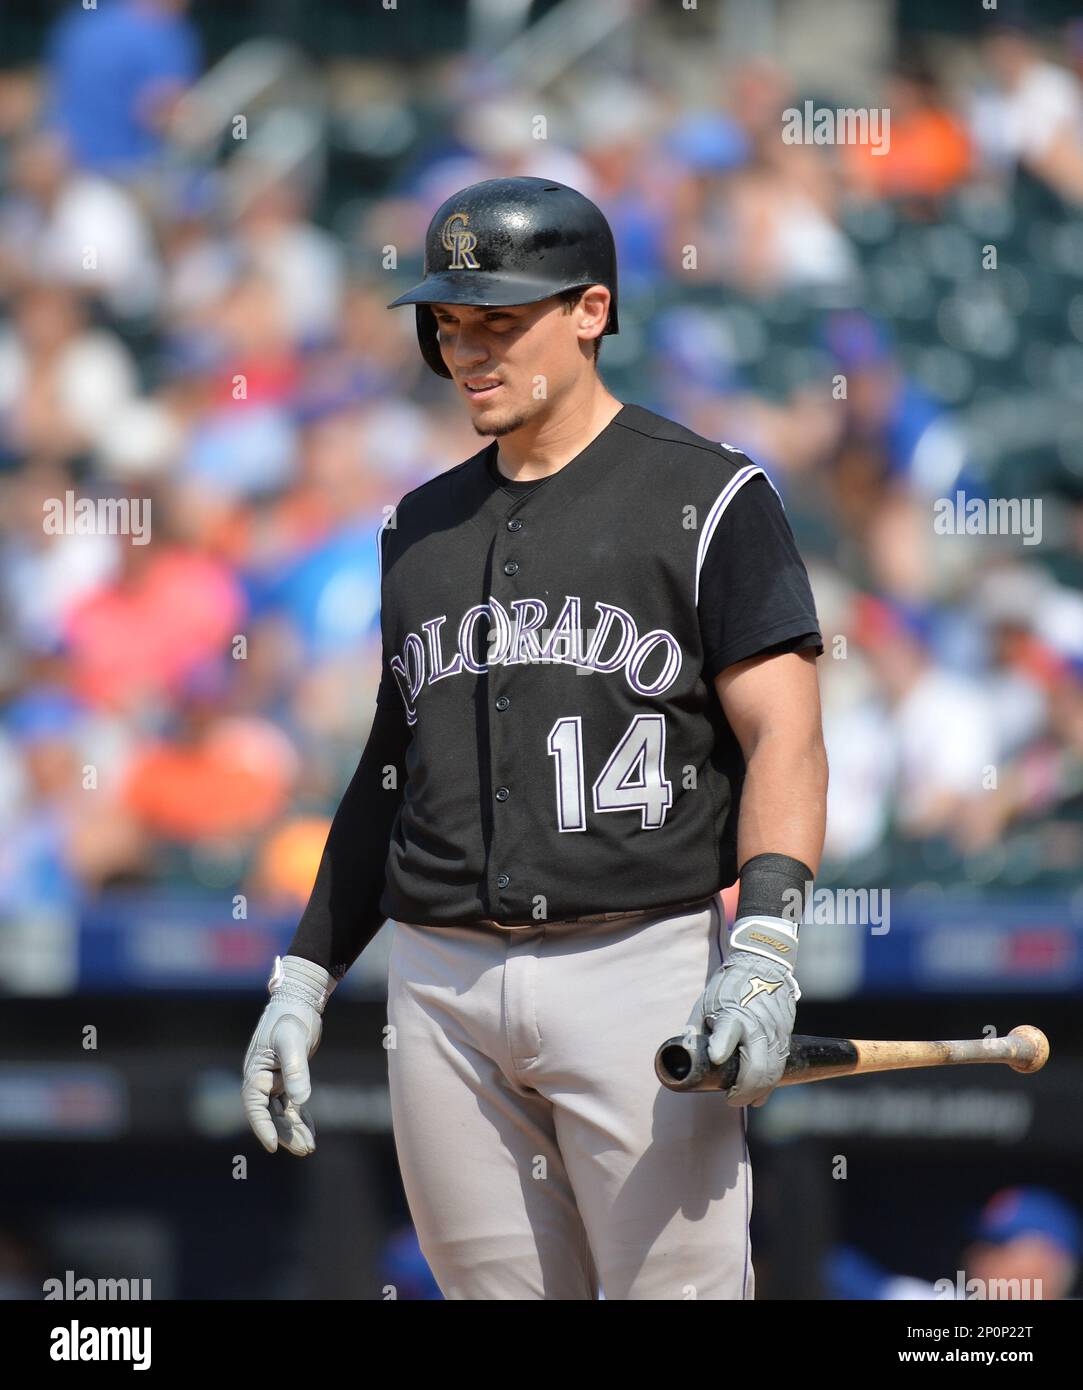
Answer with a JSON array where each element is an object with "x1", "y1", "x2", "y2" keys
[{"x1": 242, "y1": 955, "x2": 336, "y2": 1156}]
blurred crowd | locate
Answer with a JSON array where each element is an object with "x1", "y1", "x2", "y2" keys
[
  {"x1": 2, "y1": 0, "x2": 1083, "y2": 930},
  {"x1": 828, "y1": 1185, "x2": 1081, "y2": 1301}
]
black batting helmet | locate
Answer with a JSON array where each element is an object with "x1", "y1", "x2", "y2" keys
[{"x1": 387, "y1": 176, "x2": 619, "y2": 378}]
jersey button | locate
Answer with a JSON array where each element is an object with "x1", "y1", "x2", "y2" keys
[
  {"x1": 507, "y1": 518, "x2": 523, "y2": 532},
  {"x1": 495, "y1": 785, "x2": 510, "y2": 802},
  {"x1": 503, "y1": 560, "x2": 519, "y2": 576},
  {"x1": 495, "y1": 695, "x2": 510, "y2": 711},
  {"x1": 497, "y1": 873, "x2": 510, "y2": 889}
]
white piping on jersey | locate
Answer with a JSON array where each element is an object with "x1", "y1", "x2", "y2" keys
[
  {"x1": 694, "y1": 460, "x2": 783, "y2": 607},
  {"x1": 376, "y1": 512, "x2": 392, "y2": 585}
]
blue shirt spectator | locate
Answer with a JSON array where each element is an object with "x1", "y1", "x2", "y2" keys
[{"x1": 43, "y1": 0, "x2": 202, "y2": 178}]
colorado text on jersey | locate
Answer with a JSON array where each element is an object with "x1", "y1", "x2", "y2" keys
[{"x1": 388, "y1": 596, "x2": 684, "y2": 724}]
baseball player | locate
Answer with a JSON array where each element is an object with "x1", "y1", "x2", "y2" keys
[{"x1": 242, "y1": 177, "x2": 828, "y2": 1300}]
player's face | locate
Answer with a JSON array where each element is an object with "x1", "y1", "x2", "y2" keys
[{"x1": 432, "y1": 296, "x2": 596, "y2": 437}]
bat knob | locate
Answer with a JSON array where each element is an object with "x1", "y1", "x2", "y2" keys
[
  {"x1": 1007, "y1": 1025, "x2": 1050, "y2": 1073},
  {"x1": 654, "y1": 1033, "x2": 739, "y2": 1092}
]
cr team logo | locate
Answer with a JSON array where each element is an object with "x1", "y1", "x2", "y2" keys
[{"x1": 442, "y1": 212, "x2": 480, "y2": 269}]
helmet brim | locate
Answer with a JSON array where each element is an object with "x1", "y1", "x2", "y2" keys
[{"x1": 388, "y1": 271, "x2": 615, "y2": 326}]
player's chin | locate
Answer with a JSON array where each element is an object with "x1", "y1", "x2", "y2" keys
[{"x1": 467, "y1": 398, "x2": 530, "y2": 436}]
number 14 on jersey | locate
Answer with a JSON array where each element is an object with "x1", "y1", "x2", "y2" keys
[{"x1": 547, "y1": 714, "x2": 673, "y2": 832}]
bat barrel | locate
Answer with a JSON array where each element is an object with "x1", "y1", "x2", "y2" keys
[{"x1": 847, "y1": 1027, "x2": 1051, "y2": 1074}]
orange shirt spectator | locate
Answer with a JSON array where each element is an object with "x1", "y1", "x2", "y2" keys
[
  {"x1": 846, "y1": 65, "x2": 972, "y2": 201},
  {"x1": 122, "y1": 716, "x2": 297, "y2": 840}
]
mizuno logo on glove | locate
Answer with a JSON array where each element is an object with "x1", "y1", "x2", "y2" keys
[
  {"x1": 746, "y1": 930, "x2": 792, "y2": 954},
  {"x1": 740, "y1": 976, "x2": 786, "y2": 1007}
]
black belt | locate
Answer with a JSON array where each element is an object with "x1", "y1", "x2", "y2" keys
[{"x1": 473, "y1": 894, "x2": 717, "y2": 931}]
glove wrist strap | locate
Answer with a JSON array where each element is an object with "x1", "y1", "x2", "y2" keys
[
  {"x1": 269, "y1": 954, "x2": 336, "y2": 1013},
  {"x1": 727, "y1": 915, "x2": 799, "y2": 974}
]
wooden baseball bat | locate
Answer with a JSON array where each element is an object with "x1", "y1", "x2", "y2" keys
[{"x1": 654, "y1": 1024, "x2": 1050, "y2": 1093}]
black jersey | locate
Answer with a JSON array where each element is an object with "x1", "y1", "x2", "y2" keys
[{"x1": 373, "y1": 403, "x2": 821, "y2": 930}]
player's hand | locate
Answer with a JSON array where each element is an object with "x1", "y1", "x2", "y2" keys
[
  {"x1": 241, "y1": 955, "x2": 336, "y2": 1156},
  {"x1": 696, "y1": 951, "x2": 800, "y2": 1108}
]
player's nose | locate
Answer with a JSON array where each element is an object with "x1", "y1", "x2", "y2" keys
[{"x1": 446, "y1": 326, "x2": 490, "y2": 371}]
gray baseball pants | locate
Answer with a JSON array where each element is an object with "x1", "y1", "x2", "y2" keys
[{"x1": 385, "y1": 894, "x2": 754, "y2": 1300}]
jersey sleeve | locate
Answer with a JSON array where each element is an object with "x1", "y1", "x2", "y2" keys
[
  {"x1": 286, "y1": 695, "x2": 412, "y2": 977},
  {"x1": 697, "y1": 472, "x2": 823, "y2": 680},
  {"x1": 287, "y1": 518, "x2": 411, "y2": 975},
  {"x1": 375, "y1": 649, "x2": 402, "y2": 709},
  {"x1": 374, "y1": 518, "x2": 402, "y2": 711}
]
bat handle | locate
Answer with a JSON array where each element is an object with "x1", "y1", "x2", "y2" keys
[{"x1": 655, "y1": 1033, "x2": 739, "y2": 1091}]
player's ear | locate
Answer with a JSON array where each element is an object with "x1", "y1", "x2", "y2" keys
[{"x1": 576, "y1": 285, "x2": 610, "y2": 339}]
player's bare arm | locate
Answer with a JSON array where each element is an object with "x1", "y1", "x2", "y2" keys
[
  {"x1": 693, "y1": 648, "x2": 829, "y2": 1110},
  {"x1": 714, "y1": 647, "x2": 828, "y2": 874}
]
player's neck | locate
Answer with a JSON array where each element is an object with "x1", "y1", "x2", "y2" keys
[{"x1": 493, "y1": 388, "x2": 624, "y2": 483}]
